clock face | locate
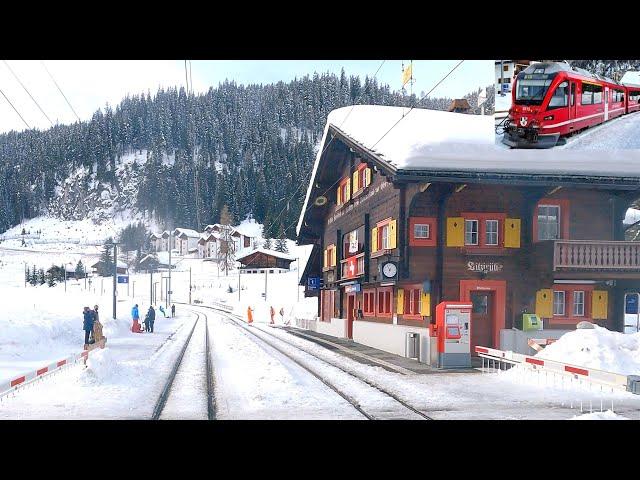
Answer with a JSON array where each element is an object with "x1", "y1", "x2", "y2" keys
[{"x1": 382, "y1": 262, "x2": 397, "y2": 278}]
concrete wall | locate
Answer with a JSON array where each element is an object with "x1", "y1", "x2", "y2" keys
[
  {"x1": 500, "y1": 328, "x2": 572, "y2": 355},
  {"x1": 353, "y1": 321, "x2": 431, "y2": 363},
  {"x1": 316, "y1": 317, "x2": 348, "y2": 338}
]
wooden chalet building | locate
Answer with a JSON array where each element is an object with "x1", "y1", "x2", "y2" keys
[
  {"x1": 297, "y1": 105, "x2": 640, "y2": 359},
  {"x1": 237, "y1": 248, "x2": 295, "y2": 274}
]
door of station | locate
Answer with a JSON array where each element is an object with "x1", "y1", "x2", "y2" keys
[
  {"x1": 470, "y1": 291, "x2": 494, "y2": 353},
  {"x1": 347, "y1": 294, "x2": 356, "y2": 339},
  {"x1": 624, "y1": 292, "x2": 640, "y2": 334}
]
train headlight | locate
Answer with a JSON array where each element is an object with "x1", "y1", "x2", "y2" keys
[{"x1": 543, "y1": 115, "x2": 554, "y2": 121}]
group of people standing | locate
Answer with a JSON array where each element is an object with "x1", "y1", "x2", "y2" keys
[
  {"x1": 82, "y1": 305, "x2": 105, "y2": 346},
  {"x1": 131, "y1": 303, "x2": 175, "y2": 333},
  {"x1": 246, "y1": 305, "x2": 288, "y2": 325}
]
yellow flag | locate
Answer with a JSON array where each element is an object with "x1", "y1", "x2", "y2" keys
[{"x1": 402, "y1": 62, "x2": 412, "y2": 86}]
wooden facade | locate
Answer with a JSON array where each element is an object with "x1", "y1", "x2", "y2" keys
[{"x1": 298, "y1": 125, "x2": 640, "y2": 351}]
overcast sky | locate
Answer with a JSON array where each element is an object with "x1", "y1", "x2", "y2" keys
[{"x1": 0, "y1": 60, "x2": 491, "y2": 134}]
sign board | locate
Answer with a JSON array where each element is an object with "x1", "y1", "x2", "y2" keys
[
  {"x1": 307, "y1": 277, "x2": 322, "y2": 290},
  {"x1": 117, "y1": 275, "x2": 129, "y2": 284},
  {"x1": 344, "y1": 283, "x2": 361, "y2": 293},
  {"x1": 625, "y1": 293, "x2": 639, "y2": 314},
  {"x1": 501, "y1": 83, "x2": 509, "y2": 94},
  {"x1": 477, "y1": 88, "x2": 487, "y2": 106},
  {"x1": 467, "y1": 261, "x2": 503, "y2": 273}
]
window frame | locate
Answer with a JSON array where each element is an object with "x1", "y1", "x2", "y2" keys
[
  {"x1": 549, "y1": 285, "x2": 594, "y2": 325},
  {"x1": 464, "y1": 219, "x2": 479, "y2": 246},
  {"x1": 547, "y1": 81, "x2": 569, "y2": 110},
  {"x1": 553, "y1": 290, "x2": 566, "y2": 316},
  {"x1": 573, "y1": 290, "x2": 585, "y2": 317},
  {"x1": 337, "y1": 177, "x2": 350, "y2": 206},
  {"x1": 408, "y1": 216, "x2": 437, "y2": 247},
  {"x1": 363, "y1": 289, "x2": 376, "y2": 317},
  {"x1": 485, "y1": 219, "x2": 499, "y2": 246},
  {"x1": 533, "y1": 199, "x2": 570, "y2": 242},
  {"x1": 461, "y1": 212, "x2": 506, "y2": 249},
  {"x1": 402, "y1": 285, "x2": 423, "y2": 320},
  {"x1": 376, "y1": 286, "x2": 393, "y2": 318}
]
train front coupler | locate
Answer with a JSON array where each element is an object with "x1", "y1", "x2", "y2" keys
[{"x1": 501, "y1": 121, "x2": 560, "y2": 149}]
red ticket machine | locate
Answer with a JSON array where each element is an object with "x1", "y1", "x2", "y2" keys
[{"x1": 432, "y1": 301, "x2": 472, "y2": 368}]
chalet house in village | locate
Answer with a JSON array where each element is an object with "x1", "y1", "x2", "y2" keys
[
  {"x1": 297, "y1": 105, "x2": 640, "y2": 360},
  {"x1": 237, "y1": 248, "x2": 295, "y2": 274},
  {"x1": 173, "y1": 228, "x2": 200, "y2": 255}
]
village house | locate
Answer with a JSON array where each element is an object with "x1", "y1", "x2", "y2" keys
[
  {"x1": 197, "y1": 232, "x2": 220, "y2": 259},
  {"x1": 236, "y1": 248, "x2": 295, "y2": 274},
  {"x1": 172, "y1": 228, "x2": 200, "y2": 256},
  {"x1": 297, "y1": 105, "x2": 640, "y2": 361}
]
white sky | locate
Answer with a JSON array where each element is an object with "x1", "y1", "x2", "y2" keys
[{"x1": 0, "y1": 60, "x2": 491, "y2": 135}]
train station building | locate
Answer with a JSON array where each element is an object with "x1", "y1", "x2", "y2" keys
[{"x1": 296, "y1": 105, "x2": 640, "y2": 362}]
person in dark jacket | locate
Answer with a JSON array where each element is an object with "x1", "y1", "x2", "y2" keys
[
  {"x1": 147, "y1": 306, "x2": 156, "y2": 333},
  {"x1": 171, "y1": 304, "x2": 176, "y2": 318},
  {"x1": 83, "y1": 306, "x2": 95, "y2": 345}
]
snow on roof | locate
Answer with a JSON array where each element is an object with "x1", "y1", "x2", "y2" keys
[
  {"x1": 621, "y1": 71, "x2": 640, "y2": 87},
  {"x1": 624, "y1": 208, "x2": 640, "y2": 225},
  {"x1": 139, "y1": 254, "x2": 155, "y2": 263},
  {"x1": 173, "y1": 228, "x2": 200, "y2": 238},
  {"x1": 236, "y1": 247, "x2": 295, "y2": 262},
  {"x1": 233, "y1": 219, "x2": 262, "y2": 238}
]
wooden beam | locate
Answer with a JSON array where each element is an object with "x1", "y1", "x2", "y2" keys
[
  {"x1": 419, "y1": 182, "x2": 431, "y2": 192},
  {"x1": 547, "y1": 186, "x2": 562, "y2": 196},
  {"x1": 454, "y1": 184, "x2": 467, "y2": 193}
]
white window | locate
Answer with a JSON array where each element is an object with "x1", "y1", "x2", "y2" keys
[
  {"x1": 381, "y1": 224, "x2": 390, "y2": 250},
  {"x1": 414, "y1": 224, "x2": 430, "y2": 239},
  {"x1": 538, "y1": 205, "x2": 561, "y2": 240},
  {"x1": 485, "y1": 220, "x2": 499, "y2": 246},
  {"x1": 464, "y1": 220, "x2": 478, "y2": 245},
  {"x1": 573, "y1": 291, "x2": 585, "y2": 316},
  {"x1": 553, "y1": 291, "x2": 565, "y2": 316}
]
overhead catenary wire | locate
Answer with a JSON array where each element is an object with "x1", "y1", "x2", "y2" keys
[
  {"x1": 0, "y1": 86, "x2": 31, "y2": 129},
  {"x1": 282, "y1": 60, "x2": 466, "y2": 238},
  {"x1": 2, "y1": 60, "x2": 54, "y2": 126},
  {"x1": 40, "y1": 61, "x2": 81, "y2": 122}
]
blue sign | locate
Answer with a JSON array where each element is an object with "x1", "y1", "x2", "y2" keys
[
  {"x1": 501, "y1": 83, "x2": 509, "y2": 94},
  {"x1": 117, "y1": 275, "x2": 129, "y2": 284},
  {"x1": 307, "y1": 277, "x2": 321, "y2": 290},
  {"x1": 345, "y1": 283, "x2": 361, "y2": 293},
  {"x1": 625, "y1": 293, "x2": 639, "y2": 315}
]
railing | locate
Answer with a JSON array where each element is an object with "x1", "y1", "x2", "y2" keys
[{"x1": 554, "y1": 240, "x2": 640, "y2": 271}]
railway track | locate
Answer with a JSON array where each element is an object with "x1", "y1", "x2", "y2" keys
[
  {"x1": 186, "y1": 303, "x2": 432, "y2": 420},
  {"x1": 151, "y1": 310, "x2": 215, "y2": 420}
]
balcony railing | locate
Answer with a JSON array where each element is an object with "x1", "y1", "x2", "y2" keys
[{"x1": 554, "y1": 240, "x2": 640, "y2": 271}]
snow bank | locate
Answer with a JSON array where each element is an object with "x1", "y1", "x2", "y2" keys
[
  {"x1": 621, "y1": 71, "x2": 640, "y2": 87},
  {"x1": 81, "y1": 348, "x2": 124, "y2": 384},
  {"x1": 536, "y1": 325, "x2": 640, "y2": 376},
  {"x1": 571, "y1": 410, "x2": 629, "y2": 420},
  {"x1": 625, "y1": 208, "x2": 640, "y2": 225}
]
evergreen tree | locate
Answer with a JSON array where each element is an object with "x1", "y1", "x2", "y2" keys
[
  {"x1": 29, "y1": 264, "x2": 38, "y2": 285},
  {"x1": 218, "y1": 204, "x2": 236, "y2": 276},
  {"x1": 263, "y1": 237, "x2": 273, "y2": 250},
  {"x1": 75, "y1": 260, "x2": 85, "y2": 279},
  {"x1": 46, "y1": 269, "x2": 56, "y2": 287},
  {"x1": 38, "y1": 268, "x2": 46, "y2": 285},
  {"x1": 99, "y1": 238, "x2": 115, "y2": 276},
  {"x1": 25, "y1": 265, "x2": 30, "y2": 285},
  {"x1": 275, "y1": 225, "x2": 289, "y2": 253}
]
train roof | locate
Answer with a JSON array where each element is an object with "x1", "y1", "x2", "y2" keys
[{"x1": 522, "y1": 62, "x2": 621, "y2": 86}]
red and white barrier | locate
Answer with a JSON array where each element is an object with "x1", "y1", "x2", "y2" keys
[
  {"x1": 475, "y1": 346, "x2": 630, "y2": 393},
  {"x1": 0, "y1": 349, "x2": 91, "y2": 399}
]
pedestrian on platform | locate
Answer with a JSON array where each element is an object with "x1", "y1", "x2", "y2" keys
[
  {"x1": 247, "y1": 306, "x2": 254, "y2": 325},
  {"x1": 131, "y1": 303, "x2": 143, "y2": 333},
  {"x1": 83, "y1": 306, "x2": 94, "y2": 346},
  {"x1": 148, "y1": 305, "x2": 156, "y2": 333},
  {"x1": 171, "y1": 304, "x2": 176, "y2": 317},
  {"x1": 159, "y1": 305, "x2": 167, "y2": 318},
  {"x1": 270, "y1": 306, "x2": 275, "y2": 324}
]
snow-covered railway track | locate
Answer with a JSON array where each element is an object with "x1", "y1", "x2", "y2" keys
[
  {"x1": 188, "y1": 304, "x2": 431, "y2": 420},
  {"x1": 152, "y1": 311, "x2": 215, "y2": 420}
]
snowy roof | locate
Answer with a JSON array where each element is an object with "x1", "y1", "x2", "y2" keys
[
  {"x1": 139, "y1": 254, "x2": 157, "y2": 264},
  {"x1": 233, "y1": 219, "x2": 262, "y2": 238},
  {"x1": 150, "y1": 233, "x2": 162, "y2": 239},
  {"x1": 236, "y1": 248, "x2": 295, "y2": 262},
  {"x1": 199, "y1": 232, "x2": 218, "y2": 243},
  {"x1": 621, "y1": 71, "x2": 640, "y2": 87},
  {"x1": 173, "y1": 228, "x2": 200, "y2": 238}
]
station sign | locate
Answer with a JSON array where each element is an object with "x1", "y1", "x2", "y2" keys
[
  {"x1": 117, "y1": 275, "x2": 129, "y2": 284},
  {"x1": 307, "y1": 277, "x2": 322, "y2": 290},
  {"x1": 344, "y1": 283, "x2": 361, "y2": 293}
]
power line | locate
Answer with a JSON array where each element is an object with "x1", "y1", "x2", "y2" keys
[
  {"x1": 184, "y1": 60, "x2": 189, "y2": 95},
  {"x1": 2, "y1": 60, "x2": 53, "y2": 126},
  {"x1": 284, "y1": 60, "x2": 465, "y2": 238},
  {"x1": 0, "y1": 87, "x2": 31, "y2": 129},
  {"x1": 40, "y1": 61, "x2": 81, "y2": 122}
]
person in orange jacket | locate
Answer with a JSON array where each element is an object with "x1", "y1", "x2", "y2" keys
[
  {"x1": 247, "y1": 306, "x2": 254, "y2": 324},
  {"x1": 270, "y1": 306, "x2": 275, "y2": 324}
]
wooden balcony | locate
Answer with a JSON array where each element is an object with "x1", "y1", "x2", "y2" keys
[{"x1": 554, "y1": 240, "x2": 640, "y2": 271}]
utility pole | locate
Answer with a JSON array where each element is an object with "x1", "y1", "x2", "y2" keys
[
  {"x1": 150, "y1": 270, "x2": 153, "y2": 305},
  {"x1": 64, "y1": 263, "x2": 67, "y2": 293},
  {"x1": 238, "y1": 269, "x2": 241, "y2": 301},
  {"x1": 112, "y1": 243, "x2": 118, "y2": 320},
  {"x1": 168, "y1": 229, "x2": 172, "y2": 310},
  {"x1": 24, "y1": 262, "x2": 27, "y2": 288},
  {"x1": 132, "y1": 281, "x2": 135, "y2": 299},
  {"x1": 297, "y1": 257, "x2": 300, "y2": 302},
  {"x1": 264, "y1": 268, "x2": 268, "y2": 302},
  {"x1": 189, "y1": 266, "x2": 192, "y2": 304}
]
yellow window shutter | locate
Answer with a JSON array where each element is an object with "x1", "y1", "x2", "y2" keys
[
  {"x1": 592, "y1": 290, "x2": 608, "y2": 320},
  {"x1": 388, "y1": 220, "x2": 397, "y2": 249},
  {"x1": 420, "y1": 292, "x2": 431, "y2": 317},
  {"x1": 504, "y1": 218, "x2": 521, "y2": 248},
  {"x1": 397, "y1": 288, "x2": 404, "y2": 314},
  {"x1": 446, "y1": 217, "x2": 464, "y2": 247},
  {"x1": 345, "y1": 181, "x2": 351, "y2": 202},
  {"x1": 332, "y1": 248, "x2": 336, "y2": 267},
  {"x1": 535, "y1": 289, "x2": 553, "y2": 318},
  {"x1": 353, "y1": 170, "x2": 359, "y2": 192},
  {"x1": 337, "y1": 186, "x2": 342, "y2": 205},
  {"x1": 371, "y1": 227, "x2": 378, "y2": 253},
  {"x1": 323, "y1": 249, "x2": 327, "y2": 268},
  {"x1": 365, "y1": 168, "x2": 371, "y2": 187}
]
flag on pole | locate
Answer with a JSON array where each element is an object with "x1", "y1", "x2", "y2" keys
[{"x1": 402, "y1": 62, "x2": 413, "y2": 86}]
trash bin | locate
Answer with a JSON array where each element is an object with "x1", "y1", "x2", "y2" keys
[{"x1": 405, "y1": 332, "x2": 419, "y2": 360}]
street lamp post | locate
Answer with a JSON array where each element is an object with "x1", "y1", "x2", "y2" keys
[
  {"x1": 296, "y1": 257, "x2": 300, "y2": 302},
  {"x1": 112, "y1": 242, "x2": 118, "y2": 320}
]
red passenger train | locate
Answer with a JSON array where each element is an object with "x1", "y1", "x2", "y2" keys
[{"x1": 502, "y1": 62, "x2": 640, "y2": 148}]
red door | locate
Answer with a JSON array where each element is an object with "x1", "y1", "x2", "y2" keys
[
  {"x1": 569, "y1": 81, "x2": 577, "y2": 130},
  {"x1": 470, "y1": 291, "x2": 494, "y2": 353},
  {"x1": 347, "y1": 294, "x2": 356, "y2": 339}
]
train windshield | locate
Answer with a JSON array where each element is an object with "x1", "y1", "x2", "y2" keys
[{"x1": 515, "y1": 78, "x2": 553, "y2": 105}]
